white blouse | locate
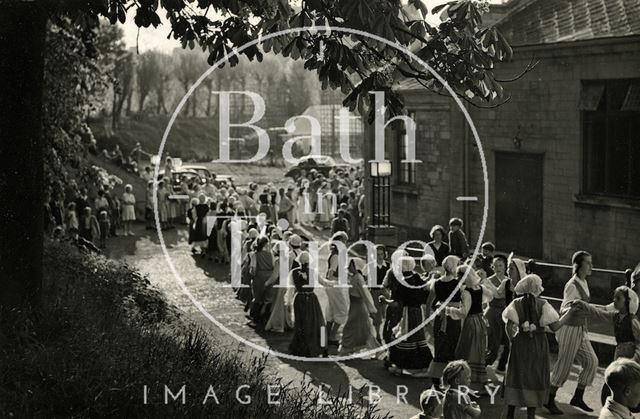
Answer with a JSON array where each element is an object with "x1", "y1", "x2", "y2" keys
[{"x1": 502, "y1": 299, "x2": 560, "y2": 327}]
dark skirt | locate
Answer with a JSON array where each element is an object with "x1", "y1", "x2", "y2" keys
[
  {"x1": 389, "y1": 306, "x2": 433, "y2": 370},
  {"x1": 427, "y1": 314, "x2": 461, "y2": 378},
  {"x1": 382, "y1": 304, "x2": 403, "y2": 344},
  {"x1": 289, "y1": 292, "x2": 326, "y2": 357},
  {"x1": 191, "y1": 216, "x2": 207, "y2": 242},
  {"x1": 504, "y1": 330, "x2": 550, "y2": 407},
  {"x1": 207, "y1": 229, "x2": 218, "y2": 253},
  {"x1": 340, "y1": 295, "x2": 376, "y2": 353},
  {"x1": 485, "y1": 305, "x2": 505, "y2": 365},
  {"x1": 455, "y1": 313, "x2": 488, "y2": 389}
]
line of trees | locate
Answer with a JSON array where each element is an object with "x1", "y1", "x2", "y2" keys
[{"x1": 104, "y1": 35, "x2": 322, "y2": 132}]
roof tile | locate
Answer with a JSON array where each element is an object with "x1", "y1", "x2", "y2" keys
[{"x1": 497, "y1": 0, "x2": 640, "y2": 45}]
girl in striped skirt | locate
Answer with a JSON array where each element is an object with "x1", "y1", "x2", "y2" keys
[
  {"x1": 447, "y1": 266, "x2": 495, "y2": 392},
  {"x1": 382, "y1": 256, "x2": 432, "y2": 376},
  {"x1": 502, "y1": 274, "x2": 571, "y2": 419}
]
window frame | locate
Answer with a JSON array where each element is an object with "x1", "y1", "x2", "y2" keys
[
  {"x1": 395, "y1": 110, "x2": 417, "y2": 186},
  {"x1": 580, "y1": 78, "x2": 640, "y2": 200}
]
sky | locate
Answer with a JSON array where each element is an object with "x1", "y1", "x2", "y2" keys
[{"x1": 121, "y1": 0, "x2": 507, "y2": 53}]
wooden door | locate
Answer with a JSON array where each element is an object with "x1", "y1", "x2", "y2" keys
[{"x1": 495, "y1": 152, "x2": 544, "y2": 257}]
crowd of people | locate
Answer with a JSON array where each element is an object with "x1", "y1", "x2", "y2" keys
[
  {"x1": 45, "y1": 151, "x2": 640, "y2": 419},
  {"x1": 214, "y1": 212, "x2": 640, "y2": 419},
  {"x1": 44, "y1": 177, "x2": 137, "y2": 253}
]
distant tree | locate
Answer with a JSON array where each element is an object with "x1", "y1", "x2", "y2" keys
[
  {"x1": 175, "y1": 50, "x2": 202, "y2": 117},
  {"x1": 94, "y1": 23, "x2": 131, "y2": 130},
  {"x1": 152, "y1": 52, "x2": 172, "y2": 114},
  {"x1": 113, "y1": 51, "x2": 135, "y2": 126},
  {"x1": 136, "y1": 51, "x2": 160, "y2": 113}
]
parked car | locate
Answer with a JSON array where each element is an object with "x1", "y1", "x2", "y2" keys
[
  {"x1": 157, "y1": 169, "x2": 201, "y2": 194},
  {"x1": 284, "y1": 155, "x2": 346, "y2": 180},
  {"x1": 181, "y1": 164, "x2": 234, "y2": 188},
  {"x1": 181, "y1": 165, "x2": 211, "y2": 182}
]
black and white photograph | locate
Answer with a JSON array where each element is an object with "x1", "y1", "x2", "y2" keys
[{"x1": 1, "y1": 0, "x2": 640, "y2": 417}]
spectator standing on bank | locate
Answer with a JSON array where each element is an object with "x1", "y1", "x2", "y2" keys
[
  {"x1": 64, "y1": 202, "x2": 79, "y2": 234},
  {"x1": 121, "y1": 184, "x2": 136, "y2": 236},
  {"x1": 98, "y1": 210, "x2": 110, "y2": 248}
]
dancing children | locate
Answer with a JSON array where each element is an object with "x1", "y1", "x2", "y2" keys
[
  {"x1": 264, "y1": 241, "x2": 294, "y2": 334},
  {"x1": 502, "y1": 274, "x2": 572, "y2": 419},
  {"x1": 320, "y1": 231, "x2": 350, "y2": 347},
  {"x1": 572, "y1": 285, "x2": 640, "y2": 405},
  {"x1": 546, "y1": 251, "x2": 598, "y2": 414},
  {"x1": 338, "y1": 258, "x2": 378, "y2": 356},
  {"x1": 383, "y1": 256, "x2": 432, "y2": 376},
  {"x1": 288, "y1": 251, "x2": 327, "y2": 357},
  {"x1": 599, "y1": 358, "x2": 640, "y2": 419},
  {"x1": 426, "y1": 255, "x2": 462, "y2": 385},
  {"x1": 447, "y1": 266, "x2": 494, "y2": 392},
  {"x1": 380, "y1": 249, "x2": 407, "y2": 367},
  {"x1": 442, "y1": 360, "x2": 482, "y2": 419},
  {"x1": 483, "y1": 254, "x2": 511, "y2": 373},
  {"x1": 370, "y1": 245, "x2": 389, "y2": 343}
]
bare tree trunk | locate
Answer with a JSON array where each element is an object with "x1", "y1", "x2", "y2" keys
[
  {"x1": 125, "y1": 89, "x2": 133, "y2": 115},
  {"x1": 191, "y1": 87, "x2": 198, "y2": 117},
  {"x1": 0, "y1": 2, "x2": 47, "y2": 309},
  {"x1": 138, "y1": 93, "x2": 147, "y2": 114},
  {"x1": 206, "y1": 83, "x2": 212, "y2": 117},
  {"x1": 111, "y1": 85, "x2": 119, "y2": 131}
]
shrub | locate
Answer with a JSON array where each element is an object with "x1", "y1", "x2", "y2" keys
[{"x1": 0, "y1": 242, "x2": 389, "y2": 418}]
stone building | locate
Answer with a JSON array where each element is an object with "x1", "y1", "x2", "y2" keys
[{"x1": 366, "y1": 0, "x2": 640, "y2": 272}]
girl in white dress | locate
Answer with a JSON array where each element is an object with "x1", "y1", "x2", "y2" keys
[{"x1": 121, "y1": 184, "x2": 136, "y2": 236}]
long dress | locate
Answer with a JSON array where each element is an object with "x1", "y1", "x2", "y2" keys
[
  {"x1": 389, "y1": 272, "x2": 433, "y2": 372},
  {"x1": 320, "y1": 250, "x2": 350, "y2": 327},
  {"x1": 338, "y1": 271, "x2": 378, "y2": 356},
  {"x1": 264, "y1": 257, "x2": 294, "y2": 333},
  {"x1": 190, "y1": 203, "x2": 210, "y2": 247},
  {"x1": 382, "y1": 268, "x2": 403, "y2": 345},
  {"x1": 157, "y1": 188, "x2": 169, "y2": 223},
  {"x1": 426, "y1": 277, "x2": 462, "y2": 379},
  {"x1": 249, "y1": 249, "x2": 274, "y2": 322},
  {"x1": 502, "y1": 295, "x2": 559, "y2": 407},
  {"x1": 453, "y1": 286, "x2": 490, "y2": 391},
  {"x1": 484, "y1": 275, "x2": 509, "y2": 366},
  {"x1": 289, "y1": 266, "x2": 326, "y2": 357},
  {"x1": 370, "y1": 262, "x2": 389, "y2": 339}
]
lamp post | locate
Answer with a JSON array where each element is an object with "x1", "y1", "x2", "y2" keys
[{"x1": 370, "y1": 161, "x2": 391, "y2": 227}]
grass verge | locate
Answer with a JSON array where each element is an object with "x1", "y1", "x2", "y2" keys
[{"x1": 0, "y1": 242, "x2": 389, "y2": 419}]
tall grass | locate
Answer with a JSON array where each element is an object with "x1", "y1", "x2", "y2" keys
[{"x1": 0, "y1": 242, "x2": 389, "y2": 418}]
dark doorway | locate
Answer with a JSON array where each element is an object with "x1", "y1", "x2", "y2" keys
[{"x1": 495, "y1": 152, "x2": 544, "y2": 257}]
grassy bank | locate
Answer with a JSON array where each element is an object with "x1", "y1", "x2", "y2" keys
[
  {"x1": 89, "y1": 115, "x2": 220, "y2": 162},
  {"x1": 0, "y1": 242, "x2": 387, "y2": 418}
]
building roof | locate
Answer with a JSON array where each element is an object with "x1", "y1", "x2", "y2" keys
[{"x1": 496, "y1": 0, "x2": 640, "y2": 46}]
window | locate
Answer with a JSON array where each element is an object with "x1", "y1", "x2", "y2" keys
[
  {"x1": 396, "y1": 110, "x2": 417, "y2": 185},
  {"x1": 582, "y1": 79, "x2": 640, "y2": 199}
]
